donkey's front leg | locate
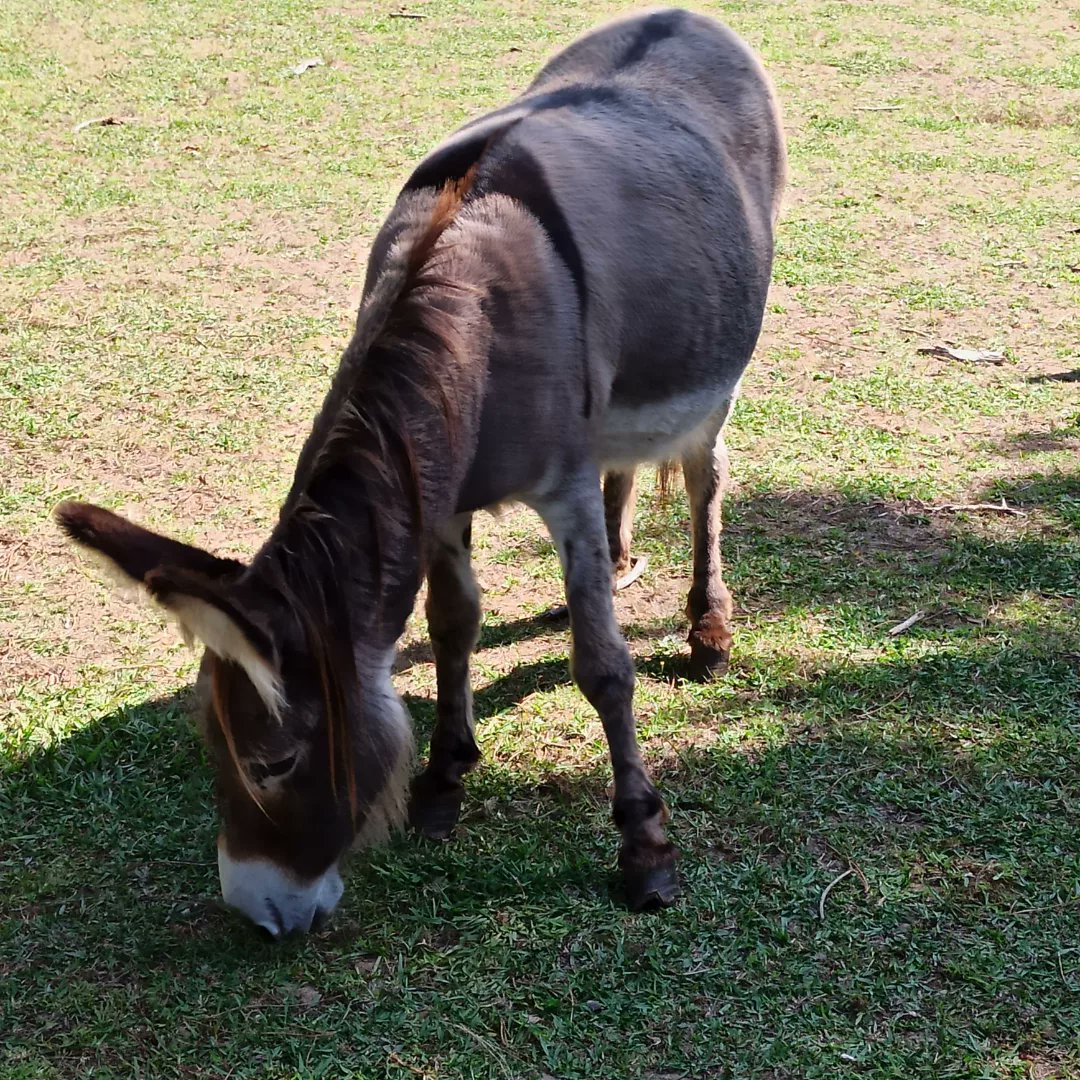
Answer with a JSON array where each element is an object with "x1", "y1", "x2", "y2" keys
[
  {"x1": 537, "y1": 476, "x2": 680, "y2": 911},
  {"x1": 409, "y1": 513, "x2": 482, "y2": 840}
]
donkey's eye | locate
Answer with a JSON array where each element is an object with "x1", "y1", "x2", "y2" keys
[{"x1": 250, "y1": 755, "x2": 298, "y2": 783}]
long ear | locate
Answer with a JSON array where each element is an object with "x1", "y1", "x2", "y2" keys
[
  {"x1": 55, "y1": 500, "x2": 246, "y2": 584},
  {"x1": 56, "y1": 501, "x2": 283, "y2": 715},
  {"x1": 146, "y1": 566, "x2": 284, "y2": 718}
]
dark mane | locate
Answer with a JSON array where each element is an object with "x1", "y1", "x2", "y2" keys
[
  {"x1": 285, "y1": 162, "x2": 485, "y2": 532},
  {"x1": 222, "y1": 166, "x2": 488, "y2": 819}
]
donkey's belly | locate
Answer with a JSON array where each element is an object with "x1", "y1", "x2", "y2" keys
[{"x1": 594, "y1": 386, "x2": 736, "y2": 469}]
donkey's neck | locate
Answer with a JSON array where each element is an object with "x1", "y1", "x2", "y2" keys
[{"x1": 259, "y1": 228, "x2": 492, "y2": 646}]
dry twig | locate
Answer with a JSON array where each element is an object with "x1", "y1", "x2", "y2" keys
[
  {"x1": 806, "y1": 332, "x2": 876, "y2": 353},
  {"x1": 887, "y1": 611, "x2": 927, "y2": 636},
  {"x1": 926, "y1": 498, "x2": 1026, "y2": 517},
  {"x1": 819, "y1": 868, "x2": 854, "y2": 920},
  {"x1": 73, "y1": 115, "x2": 129, "y2": 132}
]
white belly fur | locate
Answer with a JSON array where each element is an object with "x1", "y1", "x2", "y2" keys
[{"x1": 594, "y1": 385, "x2": 738, "y2": 470}]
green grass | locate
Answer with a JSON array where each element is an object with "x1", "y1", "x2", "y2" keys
[{"x1": 3, "y1": 0, "x2": 1080, "y2": 1077}]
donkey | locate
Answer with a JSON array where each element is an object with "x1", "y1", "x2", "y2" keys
[{"x1": 57, "y1": 8, "x2": 785, "y2": 936}]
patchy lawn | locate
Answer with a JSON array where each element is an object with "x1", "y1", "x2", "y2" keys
[{"x1": 2, "y1": 0, "x2": 1079, "y2": 1077}]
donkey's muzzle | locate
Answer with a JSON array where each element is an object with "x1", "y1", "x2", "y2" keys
[{"x1": 217, "y1": 842, "x2": 344, "y2": 938}]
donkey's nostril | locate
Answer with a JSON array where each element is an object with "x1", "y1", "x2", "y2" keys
[
  {"x1": 263, "y1": 897, "x2": 288, "y2": 939},
  {"x1": 218, "y1": 850, "x2": 342, "y2": 939}
]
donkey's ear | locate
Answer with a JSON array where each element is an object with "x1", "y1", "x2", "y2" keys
[
  {"x1": 55, "y1": 501, "x2": 283, "y2": 714},
  {"x1": 145, "y1": 566, "x2": 284, "y2": 717},
  {"x1": 55, "y1": 501, "x2": 246, "y2": 585}
]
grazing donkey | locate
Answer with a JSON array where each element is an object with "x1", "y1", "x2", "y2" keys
[{"x1": 57, "y1": 8, "x2": 785, "y2": 936}]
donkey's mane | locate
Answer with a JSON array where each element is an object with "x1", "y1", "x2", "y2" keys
[
  {"x1": 290, "y1": 164, "x2": 484, "y2": 537},
  {"x1": 212, "y1": 167, "x2": 486, "y2": 821}
]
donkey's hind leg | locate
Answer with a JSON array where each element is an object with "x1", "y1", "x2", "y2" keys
[
  {"x1": 603, "y1": 468, "x2": 637, "y2": 579},
  {"x1": 682, "y1": 413, "x2": 735, "y2": 680},
  {"x1": 536, "y1": 473, "x2": 679, "y2": 911},
  {"x1": 409, "y1": 513, "x2": 482, "y2": 840}
]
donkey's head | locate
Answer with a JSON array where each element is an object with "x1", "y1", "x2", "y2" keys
[{"x1": 56, "y1": 500, "x2": 411, "y2": 938}]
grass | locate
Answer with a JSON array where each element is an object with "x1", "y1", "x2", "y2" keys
[{"x1": 2, "y1": 0, "x2": 1080, "y2": 1077}]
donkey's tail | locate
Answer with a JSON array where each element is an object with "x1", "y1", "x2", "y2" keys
[{"x1": 655, "y1": 460, "x2": 682, "y2": 502}]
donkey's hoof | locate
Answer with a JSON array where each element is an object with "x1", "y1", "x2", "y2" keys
[
  {"x1": 687, "y1": 632, "x2": 731, "y2": 681},
  {"x1": 621, "y1": 841, "x2": 681, "y2": 911},
  {"x1": 408, "y1": 776, "x2": 464, "y2": 840},
  {"x1": 623, "y1": 859, "x2": 681, "y2": 912}
]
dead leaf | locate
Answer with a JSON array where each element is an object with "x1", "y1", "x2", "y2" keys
[
  {"x1": 279, "y1": 983, "x2": 324, "y2": 1007},
  {"x1": 287, "y1": 57, "x2": 324, "y2": 76},
  {"x1": 917, "y1": 345, "x2": 1006, "y2": 365}
]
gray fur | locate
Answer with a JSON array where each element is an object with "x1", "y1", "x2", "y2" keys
[
  {"x1": 376, "y1": 9, "x2": 786, "y2": 907},
  {"x1": 58, "y1": 9, "x2": 786, "y2": 926}
]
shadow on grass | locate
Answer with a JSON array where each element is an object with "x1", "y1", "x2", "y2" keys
[
  {"x1": 402, "y1": 470, "x2": 1078, "y2": 681},
  {"x1": 3, "y1": 479, "x2": 1079, "y2": 1075},
  {"x1": 4, "y1": 634, "x2": 1080, "y2": 1075},
  {"x1": 393, "y1": 613, "x2": 573, "y2": 676}
]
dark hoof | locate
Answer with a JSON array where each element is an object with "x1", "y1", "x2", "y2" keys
[
  {"x1": 687, "y1": 643, "x2": 730, "y2": 681},
  {"x1": 408, "y1": 776, "x2": 464, "y2": 840},
  {"x1": 623, "y1": 859, "x2": 681, "y2": 912},
  {"x1": 620, "y1": 836, "x2": 681, "y2": 912}
]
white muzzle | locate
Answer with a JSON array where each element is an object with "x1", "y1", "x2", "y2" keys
[{"x1": 217, "y1": 843, "x2": 344, "y2": 938}]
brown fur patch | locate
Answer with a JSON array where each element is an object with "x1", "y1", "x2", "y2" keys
[{"x1": 404, "y1": 164, "x2": 480, "y2": 282}]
